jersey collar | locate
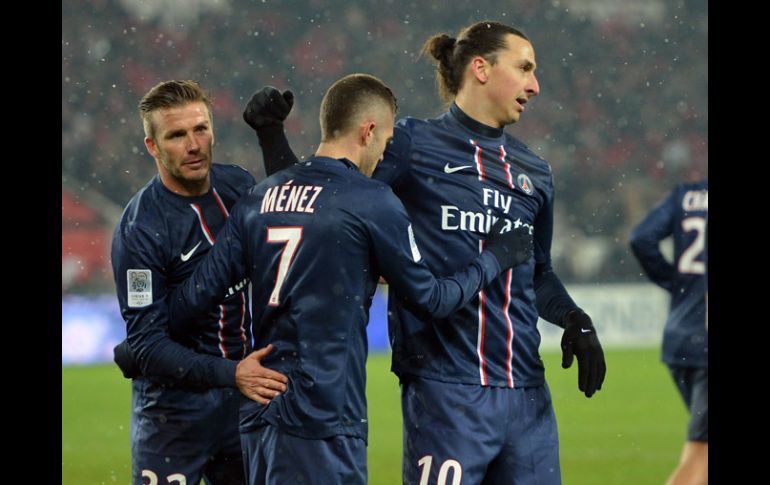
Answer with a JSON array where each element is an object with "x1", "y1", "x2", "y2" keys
[
  {"x1": 308, "y1": 156, "x2": 360, "y2": 172},
  {"x1": 449, "y1": 102, "x2": 505, "y2": 139}
]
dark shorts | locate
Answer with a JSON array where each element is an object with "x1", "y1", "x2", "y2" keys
[
  {"x1": 131, "y1": 379, "x2": 245, "y2": 485},
  {"x1": 240, "y1": 421, "x2": 367, "y2": 485},
  {"x1": 401, "y1": 376, "x2": 561, "y2": 485},
  {"x1": 668, "y1": 366, "x2": 708, "y2": 442}
]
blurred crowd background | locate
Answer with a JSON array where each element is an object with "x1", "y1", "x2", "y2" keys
[{"x1": 62, "y1": 0, "x2": 707, "y2": 295}]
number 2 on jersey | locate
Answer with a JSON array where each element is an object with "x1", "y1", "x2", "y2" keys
[
  {"x1": 267, "y1": 227, "x2": 303, "y2": 306},
  {"x1": 678, "y1": 216, "x2": 706, "y2": 275}
]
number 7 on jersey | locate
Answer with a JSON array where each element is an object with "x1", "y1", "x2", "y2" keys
[{"x1": 267, "y1": 226, "x2": 303, "y2": 306}]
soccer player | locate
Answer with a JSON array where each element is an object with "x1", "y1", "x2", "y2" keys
[
  {"x1": 111, "y1": 80, "x2": 290, "y2": 485},
  {"x1": 630, "y1": 180, "x2": 708, "y2": 485},
  {"x1": 250, "y1": 21, "x2": 607, "y2": 484},
  {"x1": 168, "y1": 73, "x2": 534, "y2": 485}
]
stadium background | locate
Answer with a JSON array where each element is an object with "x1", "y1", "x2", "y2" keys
[{"x1": 62, "y1": 0, "x2": 707, "y2": 483}]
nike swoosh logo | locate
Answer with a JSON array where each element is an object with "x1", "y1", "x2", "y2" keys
[
  {"x1": 580, "y1": 328, "x2": 592, "y2": 333},
  {"x1": 180, "y1": 241, "x2": 202, "y2": 262},
  {"x1": 444, "y1": 163, "x2": 474, "y2": 174}
]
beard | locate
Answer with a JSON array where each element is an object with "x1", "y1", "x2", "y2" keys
[{"x1": 159, "y1": 146, "x2": 212, "y2": 194}]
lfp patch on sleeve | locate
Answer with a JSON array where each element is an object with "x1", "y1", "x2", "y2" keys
[
  {"x1": 407, "y1": 224, "x2": 421, "y2": 263},
  {"x1": 127, "y1": 269, "x2": 152, "y2": 307}
]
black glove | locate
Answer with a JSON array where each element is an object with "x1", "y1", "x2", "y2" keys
[
  {"x1": 243, "y1": 86, "x2": 294, "y2": 130},
  {"x1": 561, "y1": 309, "x2": 606, "y2": 398},
  {"x1": 484, "y1": 218, "x2": 534, "y2": 270},
  {"x1": 113, "y1": 339, "x2": 141, "y2": 379}
]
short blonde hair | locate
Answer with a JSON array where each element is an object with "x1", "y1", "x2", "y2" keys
[{"x1": 138, "y1": 80, "x2": 213, "y2": 140}]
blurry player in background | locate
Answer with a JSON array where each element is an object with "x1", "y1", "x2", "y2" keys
[
  {"x1": 111, "y1": 80, "x2": 288, "y2": 484},
  {"x1": 250, "y1": 20, "x2": 606, "y2": 485},
  {"x1": 168, "y1": 73, "x2": 534, "y2": 484},
  {"x1": 630, "y1": 179, "x2": 708, "y2": 485}
]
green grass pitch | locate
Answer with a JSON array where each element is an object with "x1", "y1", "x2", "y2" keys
[{"x1": 62, "y1": 348, "x2": 687, "y2": 484}]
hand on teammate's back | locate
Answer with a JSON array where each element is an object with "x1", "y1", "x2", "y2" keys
[{"x1": 235, "y1": 343, "x2": 289, "y2": 405}]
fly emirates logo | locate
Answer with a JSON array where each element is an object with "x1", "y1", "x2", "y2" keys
[{"x1": 440, "y1": 187, "x2": 533, "y2": 234}]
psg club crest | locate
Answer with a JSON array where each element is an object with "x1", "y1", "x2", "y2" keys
[{"x1": 517, "y1": 173, "x2": 534, "y2": 195}]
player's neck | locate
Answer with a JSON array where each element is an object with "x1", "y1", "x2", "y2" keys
[
  {"x1": 455, "y1": 93, "x2": 504, "y2": 129},
  {"x1": 315, "y1": 140, "x2": 362, "y2": 171}
]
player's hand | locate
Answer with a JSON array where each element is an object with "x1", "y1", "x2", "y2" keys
[
  {"x1": 561, "y1": 309, "x2": 606, "y2": 398},
  {"x1": 484, "y1": 217, "x2": 534, "y2": 271},
  {"x1": 235, "y1": 343, "x2": 289, "y2": 405},
  {"x1": 113, "y1": 339, "x2": 141, "y2": 379},
  {"x1": 243, "y1": 86, "x2": 294, "y2": 130}
]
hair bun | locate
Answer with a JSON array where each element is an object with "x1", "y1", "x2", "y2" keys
[
  {"x1": 440, "y1": 36, "x2": 457, "y2": 53},
  {"x1": 429, "y1": 34, "x2": 456, "y2": 64}
]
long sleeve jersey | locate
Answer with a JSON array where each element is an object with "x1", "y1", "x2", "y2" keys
[
  {"x1": 372, "y1": 103, "x2": 577, "y2": 388},
  {"x1": 111, "y1": 164, "x2": 255, "y2": 388},
  {"x1": 630, "y1": 180, "x2": 708, "y2": 368},
  {"x1": 169, "y1": 156, "x2": 503, "y2": 441}
]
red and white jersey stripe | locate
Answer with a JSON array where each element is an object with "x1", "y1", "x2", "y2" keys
[
  {"x1": 499, "y1": 145, "x2": 514, "y2": 189},
  {"x1": 238, "y1": 292, "x2": 248, "y2": 355},
  {"x1": 217, "y1": 304, "x2": 228, "y2": 358},
  {"x1": 470, "y1": 139, "x2": 486, "y2": 182},
  {"x1": 211, "y1": 187, "x2": 230, "y2": 217},
  {"x1": 503, "y1": 269, "x2": 514, "y2": 388},
  {"x1": 190, "y1": 203, "x2": 216, "y2": 246},
  {"x1": 476, "y1": 238, "x2": 488, "y2": 385}
]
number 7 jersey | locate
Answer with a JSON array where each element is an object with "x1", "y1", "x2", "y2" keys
[{"x1": 169, "y1": 156, "x2": 503, "y2": 442}]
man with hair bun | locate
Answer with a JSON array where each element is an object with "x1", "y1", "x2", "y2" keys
[{"x1": 251, "y1": 21, "x2": 607, "y2": 484}]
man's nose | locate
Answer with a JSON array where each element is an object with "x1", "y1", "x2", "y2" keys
[
  {"x1": 527, "y1": 74, "x2": 540, "y2": 97},
  {"x1": 187, "y1": 133, "x2": 200, "y2": 152}
]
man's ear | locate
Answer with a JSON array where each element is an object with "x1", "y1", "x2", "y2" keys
[
  {"x1": 359, "y1": 120, "x2": 376, "y2": 146},
  {"x1": 470, "y1": 56, "x2": 489, "y2": 84},
  {"x1": 144, "y1": 136, "x2": 159, "y2": 159}
]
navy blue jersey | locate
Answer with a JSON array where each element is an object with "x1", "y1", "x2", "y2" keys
[
  {"x1": 630, "y1": 180, "x2": 708, "y2": 368},
  {"x1": 112, "y1": 164, "x2": 256, "y2": 387},
  {"x1": 170, "y1": 156, "x2": 502, "y2": 442},
  {"x1": 374, "y1": 103, "x2": 561, "y2": 388}
]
